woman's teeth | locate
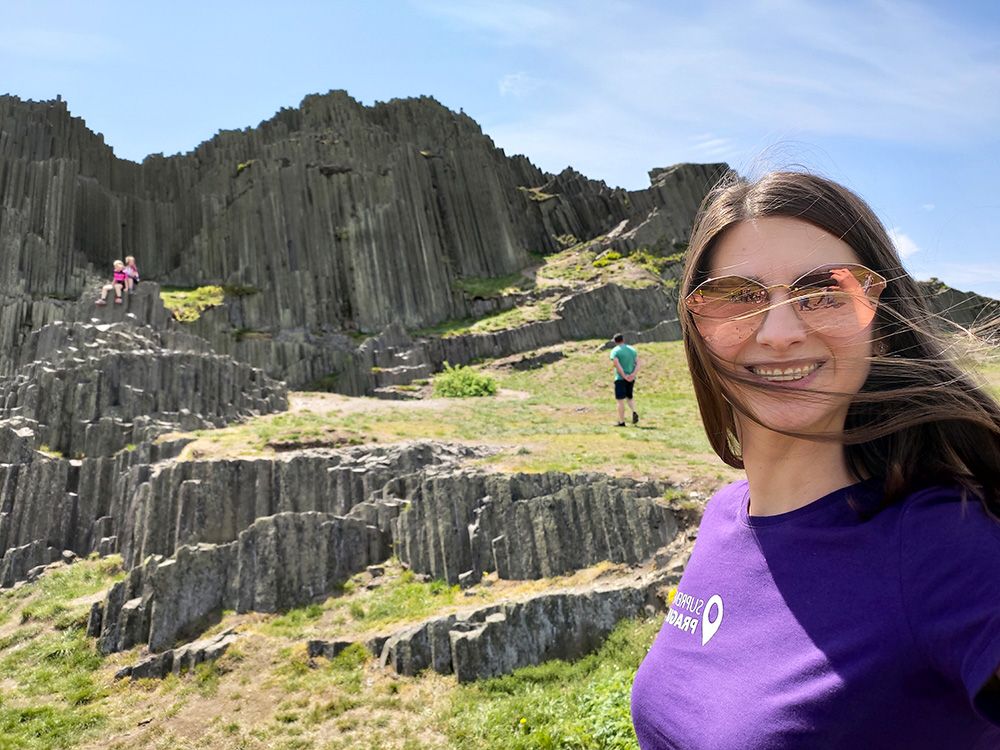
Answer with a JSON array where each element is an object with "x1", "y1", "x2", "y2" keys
[{"x1": 749, "y1": 363, "x2": 821, "y2": 382}]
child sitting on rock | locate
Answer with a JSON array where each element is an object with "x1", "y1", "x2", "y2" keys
[
  {"x1": 95, "y1": 260, "x2": 127, "y2": 305},
  {"x1": 124, "y1": 255, "x2": 140, "y2": 292}
]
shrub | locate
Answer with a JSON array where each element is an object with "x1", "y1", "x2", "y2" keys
[
  {"x1": 160, "y1": 285, "x2": 225, "y2": 322},
  {"x1": 593, "y1": 250, "x2": 622, "y2": 268},
  {"x1": 630, "y1": 249, "x2": 669, "y2": 275},
  {"x1": 433, "y1": 362, "x2": 498, "y2": 398}
]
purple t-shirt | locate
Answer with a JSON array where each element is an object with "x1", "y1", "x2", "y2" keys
[{"x1": 632, "y1": 480, "x2": 1000, "y2": 749}]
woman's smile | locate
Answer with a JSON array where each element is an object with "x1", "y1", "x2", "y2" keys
[{"x1": 744, "y1": 359, "x2": 825, "y2": 384}]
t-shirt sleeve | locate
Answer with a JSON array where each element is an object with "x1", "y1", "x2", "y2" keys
[{"x1": 898, "y1": 489, "x2": 1000, "y2": 724}]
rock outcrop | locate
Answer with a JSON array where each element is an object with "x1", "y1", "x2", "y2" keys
[
  {"x1": 305, "y1": 563, "x2": 682, "y2": 683},
  {"x1": 0, "y1": 284, "x2": 287, "y2": 588},
  {"x1": 120, "y1": 442, "x2": 472, "y2": 567},
  {"x1": 95, "y1": 511, "x2": 387, "y2": 653},
  {"x1": 389, "y1": 581, "x2": 659, "y2": 683},
  {"x1": 113, "y1": 629, "x2": 240, "y2": 681},
  {"x1": 918, "y1": 279, "x2": 1000, "y2": 337},
  {"x1": 389, "y1": 471, "x2": 677, "y2": 584},
  {"x1": 0, "y1": 92, "x2": 725, "y2": 390},
  {"x1": 84, "y1": 440, "x2": 688, "y2": 655}
]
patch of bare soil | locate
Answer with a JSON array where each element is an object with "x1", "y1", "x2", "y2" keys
[
  {"x1": 265, "y1": 429, "x2": 363, "y2": 452},
  {"x1": 290, "y1": 388, "x2": 530, "y2": 416}
]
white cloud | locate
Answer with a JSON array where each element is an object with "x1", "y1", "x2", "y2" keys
[
  {"x1": 888, "y1": 228, "x2": 922, "y2": 258},
  {"x1": 922, "y1": 203, "x2": 936, "y2": 211},
  {"x1": 498, "y1": 72, "x2": 543, "y2": 97},
  {"x1": 421, "y1": 0, "x2": 1000, "y2": 188},
  {"x1": 689, "y1": 134, "x2": 738, "y2": 158}
]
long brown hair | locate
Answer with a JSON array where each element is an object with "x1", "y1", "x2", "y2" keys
[{"x1": 681, "y1": 170, "x2": 1000, "y2": 519}]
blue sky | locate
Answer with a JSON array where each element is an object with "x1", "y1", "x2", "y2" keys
[{"x1": 4, "y1": 0, "x2": 999, "y2": 297}]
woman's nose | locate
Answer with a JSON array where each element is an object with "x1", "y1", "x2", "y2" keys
[{"x1": 754, "y1": 295, "x2": 808, "y2": 350}]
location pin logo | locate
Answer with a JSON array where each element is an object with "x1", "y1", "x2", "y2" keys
[{"x1": 701, "y1": 594, "x2": 724, "y2": 646}]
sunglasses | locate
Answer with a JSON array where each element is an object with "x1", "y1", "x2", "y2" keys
[{"x1": 684, "y1": 263, "x2": 888, "y2": 347}]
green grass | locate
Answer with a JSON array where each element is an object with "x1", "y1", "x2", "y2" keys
[
  {"x1": 453, "y1": 273, "x2": 531, "y2": 298},
  {"x1": 0, "y1": 627, "x2": 108, "y2": 749},
  {"x1": 4, "y1": 555, "x2": 123, "y2": 627},
  {"x1": 256, "y1": 569, "x2": 462, "y2": 641},
  {"x1": 416, "y1": 301, "x2": 556, "y2": 338},
  {"x1": 160, "y1": 285, "x2": 226, "y2": 322},
  {"x1": 517, "y1": 185, "x2": 557, "y2": 202},
  {"x1": 0, "y1": 557, "x2": 128, "y2": 749},
  {"x1": 257, "y1": 603, "x2": 327, "y2": 639},
  {"x1": 0, "y1": 528, "x2": 667, "y2": 750},
  {"x1": 0, "y1": 701, "x2": 104, "y2": 750},
  {"x1": 341, "y1": 571, "x2": 459, "y2": 628},
  {"x1": 442, "y1": 615, "x2": 661, "y2": 749},
  {"x1": 176, "y1": 340, "x2": 732, "y2": 484},
  {"x1": 36, "y1": 444, "x2": 65, "y2": 459}
]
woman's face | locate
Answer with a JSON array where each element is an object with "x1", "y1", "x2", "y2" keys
[{"x1": 701, "y1": 216, "x2": 875, "y2": 438}]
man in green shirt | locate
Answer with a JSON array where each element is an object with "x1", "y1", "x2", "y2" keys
[{"x1": 609, "y1": 333, "x2": 640, "y2": 427}]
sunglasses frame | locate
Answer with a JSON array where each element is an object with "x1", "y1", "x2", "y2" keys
[{"x1": 683, "y1": 263, "x2": 888, "y2": 342}]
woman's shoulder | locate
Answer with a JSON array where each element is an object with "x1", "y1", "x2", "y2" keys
[
  {"x1": 898, "y1": 484, "x2": 1000, "y2": 537},
  {"x1": 703, "y1": 480, "x2": 749, "y2": 516},
  {"x1": 896, "y1": 484, "x2": 1000, "y2": 577}
]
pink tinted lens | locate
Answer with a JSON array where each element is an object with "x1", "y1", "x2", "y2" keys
[
  {"x1": 691, "y1": 315, "x2": 764, "y2": 347},
  {"x1": 686, "y1": 278, "x2": 769, "y2": 346},
  {"x1": 792, "y1": 266, "x2": 885, "y2": 337}
]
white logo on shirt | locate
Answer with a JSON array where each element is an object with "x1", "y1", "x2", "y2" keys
[
  {"x1": 665, "y1": 590, "x2": 725, "y2": 646},
  {"x1": 702, "y1": 594, "x2": 724, "y2": 645}
]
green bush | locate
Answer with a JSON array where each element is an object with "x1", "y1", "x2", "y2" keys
[
  {"x1": 630, "y1": 249, "x2": 669, "y2": 275},
  {"x1": 433, "y1": 363, "x2": 497, "y2": 398},
  {"x1": 593, "y1": 250, "x2": 622, "y2": 268},
  {"x1": 160, "y1": 285, "x2": 225, "y2": 322}
]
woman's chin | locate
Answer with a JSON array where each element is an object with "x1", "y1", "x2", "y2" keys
[{"x1": 741, "y1": 399, "x2": 848, "y2": 439}]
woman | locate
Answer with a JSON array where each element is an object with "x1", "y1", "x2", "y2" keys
[{"x1": 631, "y1": 171, "x2": 1000, "y2": 749}]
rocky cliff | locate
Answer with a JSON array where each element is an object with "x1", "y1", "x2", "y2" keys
[{"x1": 0, "y1": 92, "x2": 725, "y2": 388}]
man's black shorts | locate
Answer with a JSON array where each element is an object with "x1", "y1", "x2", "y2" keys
[{"x1": 614, "y1": 379, "x2": 634, "y2": 400}]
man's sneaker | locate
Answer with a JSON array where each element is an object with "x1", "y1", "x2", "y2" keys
[
  {"x1": 95, "y1": 299, "x2": 107, "y2": 306},
  {"x1": 114, "y1": 297, "x2": 123, "y2": 304},
  {"x1": 632, "y1": 411, "x2": 639, "y2": 425},
  {"x1": 616, "y1": 422, "x2": 626, "y2": 427}
]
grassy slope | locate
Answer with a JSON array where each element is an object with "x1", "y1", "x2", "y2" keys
[
  {"x1": 0, "y1": 554, "x2": 665, "y2": 750},
  {"x1": 416, "y1": 244, "x2": 664, "y2": 338},
  {"x1": 179, "y1": 340, "x2": 739, "y2": 491}
]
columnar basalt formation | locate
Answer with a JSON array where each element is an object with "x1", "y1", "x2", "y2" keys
[
  {"x1": 0, "y1": 435, "x2": 189, "y2": 585},
  {"x1": 0, "y1": 284, "x2": 287, "y2": 588},
  {"x1": 1, "y1": 92, "x2": 726, "y2": 390},
  {"x1": 88, "y1": 444, "x2": 686, "y2": 656},
  {"x1": 113, "y1": 629, "x2": 240, "y2": 681},
  {"x1": 0, "y1": 335, "x2": 284, "y2": 459},
  {"x1": 95, "y1": 511, "x2": 388, "y2": 653},
  {"x1": 121, "y1": 442, "x2": 472, "y2": 567},
  {"x1": 918, "y1": 279, "x2": 1000, "y2": 335},
  {"x1": 390, "y1": 471, "x2": 677, "y2": 584},
  {"x1": 377, "y1": 573, "x2": 673, "y2": 682}
]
